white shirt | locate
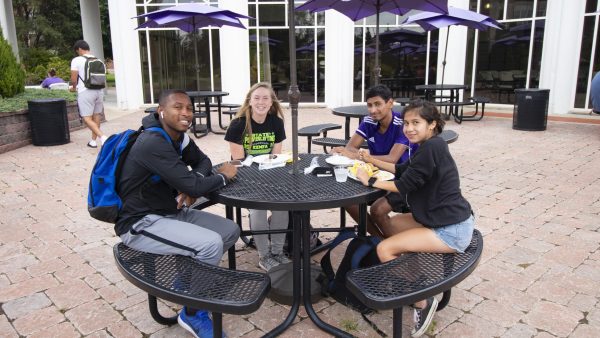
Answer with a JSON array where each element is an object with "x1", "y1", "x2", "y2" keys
[{"x1": 70, "y1": 53, "x2": 95, "y2": 93}]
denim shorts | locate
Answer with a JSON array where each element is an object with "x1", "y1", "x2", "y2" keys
[{"x1": 432, "y1": 214, "x2": 475, "y2": 253}]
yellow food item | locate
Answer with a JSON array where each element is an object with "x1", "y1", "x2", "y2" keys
[{"x1": 349, "y1": 162, "x2": 378, "y2": 177}]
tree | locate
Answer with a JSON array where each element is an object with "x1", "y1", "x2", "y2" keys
[
  {"x1": 12, "y1": 0, "x2": 112, "y2": 84},
  {"x1": 0, "y1": 32, "x2": 25, "y2": 98}
]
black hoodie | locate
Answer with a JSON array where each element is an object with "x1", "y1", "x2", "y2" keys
[{"x1": 114, "y1": 113, "x2": 226, "y2": 236}]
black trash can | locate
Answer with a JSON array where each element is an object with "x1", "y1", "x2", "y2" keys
[
  {"x1": 513, "y1": 89, "x2": 550, "y2": 131},
  {"x1": 28, "y1": 98, "x2": 70, "y2": 146}
]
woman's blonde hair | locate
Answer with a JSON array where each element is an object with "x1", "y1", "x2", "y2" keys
[{"x1": 233, "y1": 82, "x2": 284, "y2": 146}]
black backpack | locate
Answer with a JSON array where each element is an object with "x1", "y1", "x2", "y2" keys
[
  {"x1": 318, "y1": 229, "x2": 381, "y2": 314},
  {"x1": 79, "y1": 55, "x2": 106, "y2": 89}
]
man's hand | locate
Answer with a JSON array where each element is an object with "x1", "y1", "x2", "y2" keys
[
  {"x1": 358, "y1": 149, "x2": 372, "y2": 163},
  {"x1": 218, "y1": 162, "x2": 237, "y2": 179},
  {"x1": 177, "y1": 193, "x2": 196, "y2": 209},
  {"x1": 332, "y1": 147, "x2": 357, "y2": 159}
]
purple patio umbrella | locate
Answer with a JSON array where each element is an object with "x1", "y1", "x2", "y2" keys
[
  {"x1": 134, "y1": 3, "x2": 250, "y2": 91},
  {"x1": 296, "y1": 0, "x2": 448, "y2": 84},
  {"x1": 402, "y1": 6, "x2": 501, "y2": 85}
]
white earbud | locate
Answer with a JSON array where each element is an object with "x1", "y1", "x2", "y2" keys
[{"x1": 160, "y1": 111, "x2": 164, "y2": 119}]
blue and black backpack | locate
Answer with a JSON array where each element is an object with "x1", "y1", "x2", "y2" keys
[
  {"x1": 318, "y1": 229, "x2": 381, "y2": 314},
  {"x1": 87, "y1": 126, "x2": 172, "y2": 223}
]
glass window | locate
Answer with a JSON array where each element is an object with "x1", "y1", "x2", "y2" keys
[
  {"x1": 139, "y1": 29, "x2": 220, "y2": 103},
  {"x1": 574, "y1": 15, "x2": 598, "y2": 108},
  {"x1": 249, "y1": 1, "x2": 325, "y2": 103},
  {"x1": 467, "y1": 19, "x2": 543, "y2": 104},
  {"x1": 258, "y1": 4, "x2": 286, "y2": 26},
  {"x1": 586, "y1": 0, "x2": 598, "y2": 13},
  {"x1": 480, "y1": 0, "x2": 505, "y2": 20},
  {"x1": 507, "y1": 0, "x2": 534, "y2": 19},
  {"x1": 353, "y1": 21, "x2": 435, "y2": 103}
]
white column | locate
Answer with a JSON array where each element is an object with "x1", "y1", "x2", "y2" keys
[
  {"x1": 219, "y1": 0, "x2": 250, "y2": 104},
  {"x1": 324, "y1": 10, "x2": 354, "y2": 107},
  {"x1": 0, "y1": 0, "x2": 19, "y2": 61},
  {"x1": 79, "y1": 0, "x2": 104, "y2": 61},
  {"x1": 539, "y1": 0, "x2": 586, "y2": 114},
  {"x1": 439, "y1": 0, "x2": 469, "y2": 85},
  {"x1": 107, "y1": 0, "x2": 144, "y2": 109}
]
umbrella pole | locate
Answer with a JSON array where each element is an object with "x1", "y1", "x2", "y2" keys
[
  {"x1": 194, "y1": 33, "x2": 201, "y2": 91},
  {"x1": 288, "y1": 0, "x2": 300, "y2": 175},
  {"x1": 374, "y1": 0, "x2": 381, "y2": 85},
  {"x1": 441, "y1": 27, "x2": 450, "y2": 86}
]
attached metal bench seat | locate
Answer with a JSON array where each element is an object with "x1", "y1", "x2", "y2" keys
[
  {"x1": 346, "y1": 229, "x2": 482, "y2": 337},
  {"x1": 312, "y1": 137, "x2": 368, "y2": 153},
  {"x1": 439, "y1": 129, "x2": 459, "y2": 144},
  {"x1": 434, "y1": 96, "x2": 489, "y2": 124},
  {"x1": 113, "y1": 243, "x2": 270, "y2": 335},
  {"x1": 298, "y1": 123, "x2": 342, "y2": 153}
]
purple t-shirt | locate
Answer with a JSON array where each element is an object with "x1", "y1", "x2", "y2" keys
[
  {"x1": 40, "y1": 77, "x2": 65, "y2": 88},
  {"x1": 355, "y1": 110, "x2": 417, "y2": 164}
]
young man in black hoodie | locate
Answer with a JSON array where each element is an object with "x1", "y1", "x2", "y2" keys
[{"x1": 115, "y1": 89, "x2": 239, "y2": 338}]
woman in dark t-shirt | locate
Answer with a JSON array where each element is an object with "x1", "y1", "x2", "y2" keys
[{"x1": 225, "y1": 82, "x2": 289, "y2": 272}]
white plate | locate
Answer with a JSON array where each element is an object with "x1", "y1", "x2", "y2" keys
[
  {"x1": 348, "y1": 169, "x2": 395, "y2": 181},
  {"x1": 252, "y1": 154, "x2": 287, "y2": 165},
  {"x1": 325, "y1": 155, "x2": 355, "y2": 167}
]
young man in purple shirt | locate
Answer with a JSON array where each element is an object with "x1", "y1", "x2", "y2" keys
[{"x1": 332, "y1": 85, "x2": 416, "y2": 237}]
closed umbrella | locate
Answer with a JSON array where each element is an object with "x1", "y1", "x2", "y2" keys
[
  {"x1": 296, "y1": 0, "x2": 448, "y2": 84},
  {"x1": 134, "y1": 3, "x2": 250, "y2": 91},
  {"x1": 402, "y1": 6, "x2": 501, "y2": 85}
]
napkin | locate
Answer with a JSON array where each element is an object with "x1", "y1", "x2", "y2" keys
[
  {"x1": 304, "y1": 157, "x2": 320, "y2": 175},
  {"x1": 241, "y1": 155, "x2": 254, "y2": 167},
  {"x1": 259, "y1": 161, "x2": 286, "y2": 170}
]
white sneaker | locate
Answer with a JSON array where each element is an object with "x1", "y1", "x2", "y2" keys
[
  {"x1": 99, "y1": 135, "x2": 108, "y2": 146},
  {"x1": 87, "y1": 140, "x2": 98, "y2": 148}
]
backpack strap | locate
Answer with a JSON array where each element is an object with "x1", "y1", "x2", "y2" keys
[
  {"x1": 145, "y1": 127, "x2": 183, "y2": 154},
  {"x1": 319, "y1": 229, "x2": 357, "y2": 284}
]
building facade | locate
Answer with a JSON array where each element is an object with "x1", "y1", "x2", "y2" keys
[{"x1": 3, "y1": 0, "x2": 597, "y2": 114}]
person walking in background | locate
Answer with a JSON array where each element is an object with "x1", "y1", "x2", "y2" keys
[
  {"x1": 224, "y1": 82, "x2": 290, "y2": 272},
  {"x1": 70, "y1": 40, "x2": 107, "y2": 148},
  {"x1": 590, "y1": 71, "x2": 600, "y2": 115},
  {"x1": 356, "y1": 100, "x2": 474, "y2": 337},
  {"x1": 40, "y1": 68, "x2": 65, "y2": 88}
]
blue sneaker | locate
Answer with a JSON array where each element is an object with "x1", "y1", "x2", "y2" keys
[{"x1": 178, "y1": 307, "x2": 226, "y2": 338}]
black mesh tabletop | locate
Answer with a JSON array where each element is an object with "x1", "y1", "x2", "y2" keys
[
  {"x1": 212, "y1": 154, "x2": 386, "y2": 211},
  {"x1": 346, "y1": 229, "x2": 483, "y2": 310},
  {"x1": 114, "y1": 243, "x2": 270, "y2": 315}
]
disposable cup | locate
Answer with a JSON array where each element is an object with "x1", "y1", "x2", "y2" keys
[{"x1": 334, "y1": 166, "x2": 348, "y2": 182}]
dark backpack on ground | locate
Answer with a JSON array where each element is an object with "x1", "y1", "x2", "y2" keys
[
  {"x1": 79, "y1": 55, "x2": 106, "y2": 89},
  {"x1": 87, "y1": 126, "x2": 172, "y2": 223},
  {"x1": 318, "y1": 229, "x2": 381, "y2": 314}
]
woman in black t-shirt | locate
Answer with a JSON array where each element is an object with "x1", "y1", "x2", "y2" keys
[{"x1": 225, "y1": 82, "x2": 288, "y2": 272}]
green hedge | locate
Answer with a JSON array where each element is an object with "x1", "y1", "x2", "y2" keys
[
  {"x1": 0, "y1": 34, "x2": 25, "y2": 98},
  {"x1": 0, "y1": 88, "x2": 76, "y2": 112}
]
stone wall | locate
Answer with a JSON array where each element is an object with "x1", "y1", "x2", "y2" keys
[{"x1": 0, "y1": 101, "x2": 92, "y2": 154}]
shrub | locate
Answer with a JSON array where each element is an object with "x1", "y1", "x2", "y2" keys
[{"x1": 0, "y1": 34, "x2": 25, "y2": 98}]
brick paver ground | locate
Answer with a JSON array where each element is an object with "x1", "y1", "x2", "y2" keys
[{"x1": 1, "y1": 98, "x2": 600, "y2": 337}]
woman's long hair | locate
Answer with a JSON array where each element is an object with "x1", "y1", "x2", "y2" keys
[{"x1": 233, "y1": 82, "x2": 284, "y2": 147}]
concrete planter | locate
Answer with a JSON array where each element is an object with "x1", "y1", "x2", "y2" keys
[{"x1": 0, "y1": 101, "x2": 103, "y2": 154}]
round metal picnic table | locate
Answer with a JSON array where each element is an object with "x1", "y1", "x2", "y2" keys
[
  {"x1": 210, "y1": 154, "x2": 385, "y2": 337},
  {"x1": 186, "y1": 91, "x2": 229, "y2": 137}
]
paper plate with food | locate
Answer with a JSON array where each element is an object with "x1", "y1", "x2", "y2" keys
[
  {"x1": 347, "y1": 162, "x2": 394, "y2": 181},
  {"x1": 325, "y1": 154, "x2": 355, "y2": 166}
]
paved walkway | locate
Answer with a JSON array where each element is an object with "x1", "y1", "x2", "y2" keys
[{"x1": 1, "y1": 102, "x2": 600, "y2": 337}]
